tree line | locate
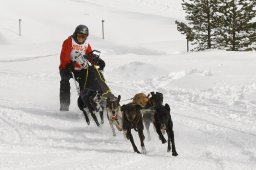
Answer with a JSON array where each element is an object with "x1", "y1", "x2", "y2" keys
[{"x1": 176, "y1": 0, "x2": 256, "y2": 51}]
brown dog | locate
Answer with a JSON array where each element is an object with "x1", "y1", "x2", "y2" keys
[
  {"x1": 121, "y1": 103, "x2": 146, "y2": 154},
  {"x1": 132, "y1": 92, "x2": 154, "y2": 140},
  {"x1": 132, "y1": 93, "x2": 150, "y2": 107}
]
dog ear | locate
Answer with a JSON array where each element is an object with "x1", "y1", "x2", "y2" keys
[
  {"x1": 121, "y1": 104, "x2": 126, "y2": 112},
  {"x1": 156, "y1": 92, "x2": 162, "y2": 95},
  {"x1": 150, "y1": 91, "x2": 155, "y2": 96},
  {"x1": 157, "y1": 92, "x2": 163, "y2": 98},
  {"x1": 136, "y1": 104, "x2": 142, "y2": 111},
  {"x1": 164, "y1": 103, "x2": 171, "y2": 112},
  {"x1": 159, "y1": 93, "x2": 164, "y2": 104},
  {"x1": 117, "y1": 95, "x2": 121, "y2": 103}
]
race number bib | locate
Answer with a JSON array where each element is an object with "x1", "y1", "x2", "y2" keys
[{"x1": 70, "y1": 38, "x2": 89, "y2": 69}]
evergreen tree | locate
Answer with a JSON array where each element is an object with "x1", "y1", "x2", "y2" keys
[
  {"x1": 176, "y1": 0, "x2": 221, "y2": 51},
  {"x1": 218, "y1": 0, "x2": 256, "y2": 51},
  {"x1": 175, "y1": 21, "x2": 195, "y2": 41},
  {"x1": 250, "y1": 22, "x2": 256, "y2": 50},
  {"x1": 176, "y1": 0, "x2": 256, "y2": 51}
]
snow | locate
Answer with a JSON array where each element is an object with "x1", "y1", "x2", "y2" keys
[{"x1": 0, "y1": 0, "x2": 256, "y2": 169}]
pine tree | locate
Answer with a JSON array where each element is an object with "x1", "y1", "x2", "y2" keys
[
  {"x1": 175, "y1": 21, "x2": 194, "y2": 41},
  {"x1": 250, "y1": 22, "x2": 256, "y2": 50},
  {"x1": 176, "y1": 0, "x2": 256, "y2": 51},
  {"x1": 176, "y1": 0, "x2": 221, "y2": 51},
  {"x1": 242, "y1": 0, "x2": 256, "y2": 50},
  {"x1": 216, "y1": 0, "x2": 256, "y2": 51}
]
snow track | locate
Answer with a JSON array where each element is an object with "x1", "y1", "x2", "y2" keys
[
  {"x1": 0, "y1": 114, "x2": 22, "y2": 144},
  {"x1": 0, "y1": 54, "x2": 58, "y2": 63}
]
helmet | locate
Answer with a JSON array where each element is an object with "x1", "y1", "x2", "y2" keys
[
  {"x1": 74, "y1": 25, "x2": 89, "y2": 35},
  {"x1": 72, "y1": 25, "x2": 89, "y2": 44}
]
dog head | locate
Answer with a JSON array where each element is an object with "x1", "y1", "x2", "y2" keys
[
  {"x1": 91, "y1": 91, "x2": 103, "y2": 109},
  {"x1": 106, "y1": 95, "x2": 121, "y2": 119},
  {"x1": 149, "y1": 91, "x2": 163, "y2": 107},
  {"x1": 132, "y1": 93, "x2": 150, "y2": 108},
  {"x1": 80, "y1": 89, "x2": 103, "y2": 111},
  {"x1": 155, "y1": 103, "x2": 171, "y2": 130},
  {"x1": 121, "y1": 103, "x2": 142, "y2": 122}
]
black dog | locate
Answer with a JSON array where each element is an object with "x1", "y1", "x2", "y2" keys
[
  {"x1": 154, "y1": 103, "x2": 178, "y2": 156},
  {"x1": 149, "y1": 91, "x2": 163, "y2": 106},
  {"x1": 140, "y1": 91, "x2": 164, "y2": 140},
  {"x1": 77, "y1": 88, "x2": 104, "y2": 126},
  {"x1": 121, "y1": 103, "x2": 146, "y2": 154}
]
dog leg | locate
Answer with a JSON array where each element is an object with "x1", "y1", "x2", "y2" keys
[
  {"x1": 127, "y1": 129, "x2": 140, "y2": 154},
  {"x1": 147, "y1": 129, "x2": 151, "y2": 141},
  {"x1": 167, "y1": 130, "x2": 171, "y2": 152},
  {"x1": 155, "y1": 124, "x2": 167, "y2": 144},
  {"x1": 109, "y1": 120, "x2": 116, "y2": 136},
  {"x1": 91, "y1": 111, "x2": 100, "y2": 127},
  {"x1": 115, "y1": 119, "x2": 123, "y2": 131},
  {"x1": 82, "y1": 109, "x2": 90, "y2": 125},
  {"x1": 100, "y1": 110, "x2": 104, "y2": 124},
  {"x1": 138, "y1": 129, "x2": 146, "y2": 154},
  {"x1": 144, "y1": 121, "x2": 151, "y2": 141},
  {"x1": 170, "y1": 129, "x2": 178, "y2": 156},
  {"x1": 99, "y1": 104, "x2": 104, "y2": 124}
]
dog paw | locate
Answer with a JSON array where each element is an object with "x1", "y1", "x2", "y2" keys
[
  {"x1": 172, "y1": 152, "x2": 178, "y2": 156},
  {"x1": 86, "y1": 121, "x2": 90, "y2": 125},
  {"x1": 101, "y1": 120, "x2": 104, "y2": 124},
  {"x1": 134, "y1": 148, "x2": 141, "y2": 154},
  {"x1": 141, "y1": 146, "x2": 147, "y2": 154},
  {"x1": 161, "y1": 139, "x2": 167, "y2": 144}
]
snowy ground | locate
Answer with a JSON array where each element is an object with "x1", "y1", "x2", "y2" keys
[{"x1": 0, "y1": 0, "x2": 256, "y2": 169}]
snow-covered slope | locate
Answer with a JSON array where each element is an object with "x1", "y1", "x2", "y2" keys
[{"x1": 0, "y1": 0, "x2": 256, "y2": 169}]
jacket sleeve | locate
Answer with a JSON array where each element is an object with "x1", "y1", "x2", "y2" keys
[
  {"x1": 59, "y1": 37, "x2": 72, "y2": 70},
  {"x1": 85, "y1": 43, "x2": 92, "y2": 55}
]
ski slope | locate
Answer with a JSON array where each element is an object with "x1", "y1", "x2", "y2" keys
[{"x1": 0, "y1": 0, "x2": 256, "y2": 169}]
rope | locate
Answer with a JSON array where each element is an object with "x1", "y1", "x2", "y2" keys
[{"x1": 121, "y1": 97, "x2": 133, "y2": 102}]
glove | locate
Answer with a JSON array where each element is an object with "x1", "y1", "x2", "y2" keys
[
  {"x1": 97, "y1": 58, "x2": 105, "y2": 71},
  {"x1": 92, "y1": 54, "x2": 99, "y2": 63},
  {"x1": 85, "y1": 53, "x2": 99, "y2": 64},
  {"x1": 63, "y1": 63, "x2": 74, "y2": 78}
]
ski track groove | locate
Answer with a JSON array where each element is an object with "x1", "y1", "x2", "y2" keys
[
  {"x1": 0, "y1": 116, "x2": 23, "y2": 144},
  {"x1": 173, "y1": 102, "x2": 256, "y2": 166},
  {"x1": 0, "y1": 53, "x2": 58, "y2": 63},
  {"x1": 174, "y1": 111, "x2": 256, "y2": 137}
]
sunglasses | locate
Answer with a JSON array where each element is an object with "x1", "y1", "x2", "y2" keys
[{"x1": 77, "y1": 33, "x2": 87, "y2": 39}]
